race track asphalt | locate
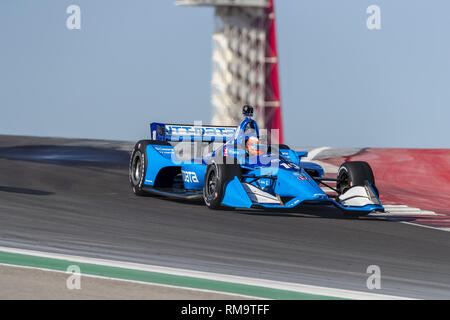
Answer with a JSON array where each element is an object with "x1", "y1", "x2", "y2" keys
[{"x1": 0, "y1": 135, "x2": 449, "y2": 299}]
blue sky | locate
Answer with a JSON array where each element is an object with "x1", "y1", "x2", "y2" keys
[{"x1": 0, "y1": 0, "x2": 449, "y2": 148}]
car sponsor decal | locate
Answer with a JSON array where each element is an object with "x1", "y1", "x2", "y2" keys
[
  {"x1": 154, "y1": 146, "x2": 174, "y2": 156},
  {"x1": 182, "y1": 170, "x2": 199, "y2": 184},
  {"x1": 166, "y1": 125, "x2": 236, "y2": 137}
]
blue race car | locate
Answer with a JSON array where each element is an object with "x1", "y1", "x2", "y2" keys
[{"x1": 129, "y1": 106, "x2": 384, "y2": 215}]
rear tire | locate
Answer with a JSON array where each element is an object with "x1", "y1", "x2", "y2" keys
[
  {"x1": 203, "y1": 158, "x2": 241, "y2": 210},
  {"x1": 336, "y1": 161, "x2": 378, "y2": 197},
  {"x1": 129, "y1": 141, "x2": 150, "y2": 196}
]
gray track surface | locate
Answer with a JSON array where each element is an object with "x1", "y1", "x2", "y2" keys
[{"x1": 0, "y1": 135, "x2": 449, "y2": 299}]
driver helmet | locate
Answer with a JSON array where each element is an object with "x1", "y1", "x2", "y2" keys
[{"x1": 246, "y1": 135, "x2": 267, "y2": 156}]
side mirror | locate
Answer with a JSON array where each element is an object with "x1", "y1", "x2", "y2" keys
[{"x1": 294, "y1": 151, "x2": 308, "y2": 160}]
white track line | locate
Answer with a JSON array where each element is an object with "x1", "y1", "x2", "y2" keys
[
  {"x1": 383, "y1": 205, "x2": 409, "y2": 208},
  {"x1": 369, "y1": 211, "x2": 438, "y2": 217},
  {"x1": 304, "y1": 147, "x2": 330, "y2": 161},
  {"x1": 0, "y1": 246, "x2": 411, "y2": 300},
  {"x1": 400, "y1": 222, "x2": 450, "y2": 233},
  {"x1": 311, "y1": 160, "x2": 339, "y2": 174},
  {"x1": 385, "y1": 207, "x2": 422, "y2": 211}
]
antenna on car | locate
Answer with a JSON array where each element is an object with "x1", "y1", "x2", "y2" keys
[{"x1": 242, "y1": 105, "x2": 254, "y2": 118}]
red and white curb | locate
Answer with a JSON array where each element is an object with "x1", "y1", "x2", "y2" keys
[{"x1": 305, "y1": 148, "x2": 448, "y2": 232}]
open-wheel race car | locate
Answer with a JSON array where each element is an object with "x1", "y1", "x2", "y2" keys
[{"x1": 129, "y1": 106, "x2": 384, "y2": 215}]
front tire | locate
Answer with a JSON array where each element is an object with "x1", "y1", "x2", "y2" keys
[
  {"x1": 336, "y1": 161, "x2": 378, "y2": 197},
  {"x1": 203, "y1": 159, "x2": 241, "y2": 210}
]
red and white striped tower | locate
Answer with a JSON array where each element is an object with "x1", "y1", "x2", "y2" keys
[{"x1": 176, "y1": 0, "x2": 284, "y2": 143}]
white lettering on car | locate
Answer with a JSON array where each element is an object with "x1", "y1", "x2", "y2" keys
[{"x1": 182, "y1": 170, "x2": 199, "y2": 183}]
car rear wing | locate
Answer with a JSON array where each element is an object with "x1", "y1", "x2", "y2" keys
[{"x1": 150, "y1": 122, "x2": 237, "y2": 143}]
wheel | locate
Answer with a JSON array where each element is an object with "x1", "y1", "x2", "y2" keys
[
  {"x1": 203, "y1": 158, "x2": 241, "y2": 210},
  {"x1": 129, "y1": 140, "x2": 149, "y2": 196},
  {"x1": 336, "y1": 161, "x2": 378, "y2": 197}
]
